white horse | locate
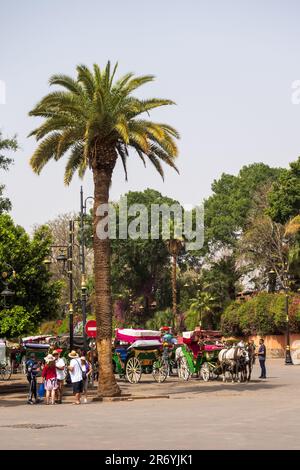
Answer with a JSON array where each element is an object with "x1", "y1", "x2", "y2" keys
[{"x1": 218, "y1": 347, "x2": 248, "y2": 382}]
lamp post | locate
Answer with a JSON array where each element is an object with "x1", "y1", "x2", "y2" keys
[
  {"x1": 44, "y1": 222, "x2": 75, "y2": 351},
  {"x1": 80, "y1": 186, "x2": 94, "y2": 352},
  {"x1": 68, "y1": 220, "x2": 74, "y2": 351},
  {"x1": 283, "y1": 267, "x2": 293, "y2": 365},
  {"x1": 0, "y1": 264, "x2": 15, "y2": 308}
]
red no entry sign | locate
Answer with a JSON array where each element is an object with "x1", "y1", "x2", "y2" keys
[{"x1": 85, "y1": 320, "x2": 97, "y2": 338}]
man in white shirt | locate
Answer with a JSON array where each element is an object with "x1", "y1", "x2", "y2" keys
[
  {"x1": 53, "y1": 349, "x2": 66, "y2": 404},
  {"x1": 67, "y1": 350, "x2": 83, "y2": 405}
]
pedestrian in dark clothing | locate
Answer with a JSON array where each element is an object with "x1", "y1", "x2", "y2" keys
[
  {"x1": 258, "y1": 338, "x2": 267, "y2": 378},
  {"x1": 25, "y1": 353, "x2": 41, "y2": 404}
]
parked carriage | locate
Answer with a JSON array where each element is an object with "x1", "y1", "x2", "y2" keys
[
  {"x1": 0, "y1": 340, "x2": 12, "y2": 380},
  {"x1": 176, "y1": 331, "x2": 223, "y2": 381},
  {"x1": 112, "y1": 329, "x2": 169, "y2": 384}
]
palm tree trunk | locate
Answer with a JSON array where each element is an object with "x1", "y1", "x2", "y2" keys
[{"x1": 93, "y1": 159, "x2": 120, "y2": 397}]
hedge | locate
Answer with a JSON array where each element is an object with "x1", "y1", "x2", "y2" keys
[{"x1": 221, "y1": 292, "x2": 300, "y2": 336}]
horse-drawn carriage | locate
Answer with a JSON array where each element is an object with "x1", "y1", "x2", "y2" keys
[
  {"x1": 175, "y1": 330, "x2": 224, "y2": 381},
  {"x1": 112, "y1": 329, "x2": 169, "y2": 384}
]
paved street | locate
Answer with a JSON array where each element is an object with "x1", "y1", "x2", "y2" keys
[{"x1": 0, "y1": 360, "x2": 300, "y2": 450}]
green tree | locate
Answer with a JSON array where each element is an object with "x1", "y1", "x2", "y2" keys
[
  {"x1": 28, "y1": 62, "x2": 179, "y2": 397},
  {"x1": 204, "y1": 163, "x2": 283, "y2": 248},
  {"x1": 268, "y1": 157, "x2": 300, "y2": 224},
  {"x1": 221, "y1": 292, "x2": 300, "y2": 336},
  {"x1": 0, "y1": 133, "x2": 18, "y2": 213},
  {"x1": 110, "y1": 189, "x2": 178, "y2": 322},
  {"x1": 0, "y1": 214, "x2": 62, "y2": 337},
  {"x1": 185, "y1": 290, "x2": 219, "y2": 330}
]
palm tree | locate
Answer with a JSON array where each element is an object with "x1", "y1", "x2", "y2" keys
[
  {"x1": 29, "y1": 62, "x2": 179, "y2": 396},
  {"x1": 186, "y1": 289, "x2": 218, "y2": 331}
]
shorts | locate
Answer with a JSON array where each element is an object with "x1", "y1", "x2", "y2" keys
[
  {"x1": 72, "y1": 380, "x2": 83, "y2": 394},
  {"x1": 45, "y1": 378, "x2": 58, "y2": 391},
  {"x1": 83, "y1": 378, "x2": 88, "y2": 393}
]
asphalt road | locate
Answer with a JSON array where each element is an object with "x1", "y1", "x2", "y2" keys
[{"x1": 0, "y1": 360, "x2": 299, "y2": 450}]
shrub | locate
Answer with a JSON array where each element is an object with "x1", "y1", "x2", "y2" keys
[{"x1": 221, "y1": 293, "x2": 300, "y2": 336}]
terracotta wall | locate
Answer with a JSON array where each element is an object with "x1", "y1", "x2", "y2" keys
[{"x1": 248, "y1": 334, "x2": 300, "y2": 358}]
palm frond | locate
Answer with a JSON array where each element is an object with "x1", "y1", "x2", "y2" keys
[
  {"x1": 77, "y1": 64, "x2": 95, "y2": 99},
  {"x1": 64, "y1": 144, "x2": 85, "y2": 185},
  {"x1": 147, "y1": 154, "x2": 165, "y2": 180},
  {"x1": 114, "y1": 115, "x2": 129, "y2": 144},
  {"x1": 30, "y1": 132, "x2": 62, "y2": 174},
  {"x1": 129, "y1": 131, "x2": 150, "y2": 154},
  {"x1": 123, "y1": 75, "x2": 155, "y2": 94},
  {"x1": 116, "y1": 143, "x2": 128, "y2": 181},
  {"x1": 49, "y1": 74, "x2": 83, "y2": 95}
]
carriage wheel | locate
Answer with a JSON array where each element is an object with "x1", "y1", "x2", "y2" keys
[
  {"x1": 200, "y1": 363, "x2": 210, "y2": 382},
  {"x1": 177, "y1": 357, "x2": 190, "y2": 381},
  {"x1": 125, "y1": 357, "x2": 142, "y2": 384},
  {"x1": 0, "y1": 366, "x2": 11, "y2": 381},
  {"x1": 152, "y1": 360, "x2": 168, "y2": 383}
]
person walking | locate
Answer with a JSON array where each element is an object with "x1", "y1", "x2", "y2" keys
[
  {"x1": 258, "y1": 338, "x2": 267, "y2": 379},
  {"x1": 53, "y1": 349, "x2": 66, "y2": 404},
  {"x1": 80, "y1": 356, "x2": 92, "y2": 404},
  {"x1": 68, "y1": 350, "x2": 83, "y2": 405},
  {"x1": 42, "y1": 354, "x2": 58, "y2": 405},
  {"x1": 25, "y1": 353, "x2": 40, "y2": 404}
]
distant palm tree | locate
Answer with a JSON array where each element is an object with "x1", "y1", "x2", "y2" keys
[
  {"x1": 186, "y1": 290, "x2": 218, "y2": 331},
  {"x1": 29, "y1": 62, "x2": 179, "y2": 396}
]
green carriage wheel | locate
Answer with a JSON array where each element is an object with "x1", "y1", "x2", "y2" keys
[
  {"x1": 177, "y1": 356, "x2": 190, "y2": 381},
  {"x1": 125, "y1": 356, "x2": 142, "y2": 384},
  {"x1": 200, "y1": 362, "x2": 210, "y2": 382},
  {"x1": 152, "y1": 360, "x2": 168, "y2": 383}
]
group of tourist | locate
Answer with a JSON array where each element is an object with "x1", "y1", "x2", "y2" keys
[{"x1": 26, "y1": 349, "x2": 92, "y2": 405}]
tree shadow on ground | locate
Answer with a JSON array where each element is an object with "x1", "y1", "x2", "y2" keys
[
  {"x1": 119, "y1": 377, "x2": 286, "y2": 397},
  {"x1": 0, "y1": 398, "x2": 35, "y2": 407}
]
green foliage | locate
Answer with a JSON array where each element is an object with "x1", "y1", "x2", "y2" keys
[
  {"x1": 0, "y1": 306, "x2": 36, "y2": 337},
  {"x1": 0, "y1": 214, "x2": 62, "y2": 337},
  {"x1": 145, "y1": 309, "x2": 173, "y2": 330},
  {"x1": 204, "y1": 163, "x2": 283, "y2": 248},
  {"x1": 185, "y1": 291, "x2": 219, "y2": 331},
  {"x1": 84, "y1": 189, "x2": 179, "y2": 324},
  {"x1": 268, "y1": 157, "x2": 300, "y2": 224},
  {"x1": 29, "y1": 62, "x2": 179, "y2": 184},
  {"x1": 0, "y1": 133, "x2": 18, "y2": 213},
  {"x1": 221, "y1": 293, "x2": 300, "y2": 336}
]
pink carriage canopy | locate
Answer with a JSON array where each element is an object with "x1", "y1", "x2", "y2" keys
[
  {"x1": 182, "y1": 331, "x2": 223, "y2": 349},
  {"x1": 182, "y1": 331, "x2": 195, "y2": 345},
  {"x1": 115, "y1": 328, "x2": 162, "y2": 344}
]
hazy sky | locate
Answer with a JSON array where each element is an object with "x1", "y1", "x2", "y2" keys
[{"x1": 1, "y1": 0, "x2": 300, "y2": 231}]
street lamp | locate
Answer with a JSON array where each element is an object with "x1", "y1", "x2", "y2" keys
[
  {"x1": 44, "y1": 221, "x2": 75, "y2": 351},
  {"x1": 1, "y1": 264, "x2": 15, "y2": 308},
  {"x1": 80, "y1": 186, "x2": 94, "y2": 352},
  {"x1": 283, "y1": 266, "x2": 293, "y2": 365}
]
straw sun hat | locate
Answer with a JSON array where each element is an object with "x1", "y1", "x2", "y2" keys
[
  {"x1": 45, "y1": 354, "x2": 55, "y2": 363},
  {"x1": 68, "y1": 350, "x2": 79, "y2": 359}
]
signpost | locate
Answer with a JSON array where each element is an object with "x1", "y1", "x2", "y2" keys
[
  {"x1": 85, "y1": 320, "x2": 97, "y2": 338},
  {"x1": 85, "y1": 320, "x2": 97, "y2": 387}
]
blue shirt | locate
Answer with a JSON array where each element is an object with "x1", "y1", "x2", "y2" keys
[{"x1": 258, "y1": 344, "x2": 266, "y2": 359}]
